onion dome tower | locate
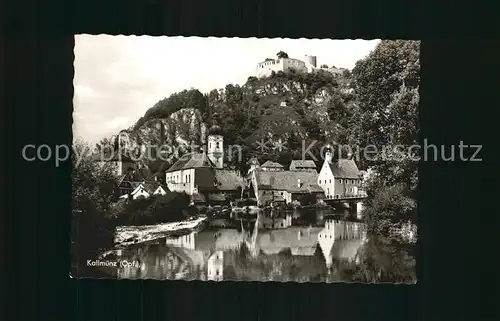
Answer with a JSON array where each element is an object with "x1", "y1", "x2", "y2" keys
[{"x1": 207, "y1": 116, "x2": 224, "y2": 169}]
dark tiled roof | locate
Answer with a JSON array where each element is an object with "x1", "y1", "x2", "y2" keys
[
  {"x1": 191, "y1": 193, "x2": 206, "y2": 203},
  {"x1": 130, "y1": 182, "x2": 142, "y2": 189},
  {"x1": 289, "y1": 160, "x2": 317, "y2": 170},
  {"x1": 117, "y1": 175, "x2": 127, "y2": 185},
  {"x1": 255, "y1": 170, "x2": 322, "y2": 193},
  {"x1": 261, "y1": 160, "x2": 284, "y2": 169},
  {"x1": 194, "y1": 169, "x2": 243, "y2": 192},
  {"x1": 166, "y1": 153, "x2": 215, "y2": 173},
  {"x1": 194, "y1": 168, "x2": 218, "y2": 190},
  {"x1": 142, "y1": 182, "x2": 167, "y2": 194},
  {"x1": 119, "y1": 180, "x2": 134, "y2": 189},
  {"x1": 214, "y1": 170, "x2": 244, "y2": 191},
  {"x1": 328, "y1": 159, "x2": 362, "y2": 179}
]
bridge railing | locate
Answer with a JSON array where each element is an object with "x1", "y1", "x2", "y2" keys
[{"x1": 323, "y1": 193, "x2": 368, "y2": 200}]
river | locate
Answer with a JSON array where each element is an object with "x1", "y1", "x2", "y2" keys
[{"x1": 109, "y1": 205, "x2": 368, "y2": 282}]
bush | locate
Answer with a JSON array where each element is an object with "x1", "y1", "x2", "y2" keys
[{"x1": 109, "y1": 192, "x2": 191, "y2": 226}]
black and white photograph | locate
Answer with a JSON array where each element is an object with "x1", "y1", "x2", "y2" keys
[{"x1": 70, "y1": 36, "x2": 419, "y2": 283}]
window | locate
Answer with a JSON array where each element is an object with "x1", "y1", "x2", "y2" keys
[
  {"x1": 329, "y1": 179, "x2": 331, "y2": 183},
  {"x1": 216, "y1": 142, "x2": 220, "y2": 148},
  {"x1": 339, "y1": 179, "x2": 342, "y2": 184},
  {"x1": 319, "y1": 180, "x2": 321, "y2": 184}
]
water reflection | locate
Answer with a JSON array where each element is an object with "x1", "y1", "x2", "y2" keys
[{"x1": 116, "y1": 208, "x2": 367, "y2": 282}]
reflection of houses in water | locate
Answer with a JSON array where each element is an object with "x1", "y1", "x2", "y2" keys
[
  {"x1": 166, "y1": 230, "x2": 243, "y2": 253},
  {"x1": 163, "y1": 230, "x2": 243, "y2": 281},
  {"x1": 258, "y1": 213, "x2": 293, "y2": 229},
  {"x1": 207, "y1": 251, "x2": 224, "y2": 281},
  {"x1": 117, "y1": 244, "x2": 192, "y2": 280},
  {"x1": 165, "y1": 232, "x2": 196, "y2": 250},
  {"x1": 252, "y1": 226, "x2": 322, "y2": 256},
  {"x1": 117, "y1": 218, "x2": 367, "y2": 280},
  {"x1": 317, "y1": 220, "x2": 366, "y2": 268}
]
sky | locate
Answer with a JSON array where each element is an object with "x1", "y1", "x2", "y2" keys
[{"x1": 73, "y1": 35, "x2": 380, "y2": 144}]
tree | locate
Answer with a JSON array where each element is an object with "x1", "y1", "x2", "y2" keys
[
  {"x1": 320, "y1": 64, "x2": 328, "y2": 68},
  {"x1": 136, "y1": 89, "x2": 208, "y2": 129},
  {"x1": 72, "y1": 139, "x2": 120, "y2": 213},
  {"x1": 277, "y1": 51, "x2": 289, "y2": 59},
  {"x1": 108, "y1": 193, "x2": 191, "y2": 226},
  {"x1": 335, "y1": 41, "x2": 419, "y2": 282},
  {"x1": 286, "y1": 132, "x2": 301, "y2": 150},
  {"x1": 71, "y1": 139, "x2": 121, "y2": 275},
  {"x1": 327, "y1": 94, "x2": 350, "y2": 126},
  {"x1": 363, "y1": 183, "x2": 417, "y2": 237},
  {"x1": 349, "y1": 40, "x2": 419, "y2": 189}
]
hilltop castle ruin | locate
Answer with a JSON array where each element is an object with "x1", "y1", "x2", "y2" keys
[{"x1": 255, "y1": 54, "x2": 345, "y2": 78}]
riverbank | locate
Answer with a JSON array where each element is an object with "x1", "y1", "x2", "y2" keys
[{"x1": 114, "y1": 216, "x2": 207, "y2": 248}]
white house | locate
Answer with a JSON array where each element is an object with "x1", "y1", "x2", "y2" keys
[{"x1": 317, "y1": 150, "x2": 363, "y2": 199}]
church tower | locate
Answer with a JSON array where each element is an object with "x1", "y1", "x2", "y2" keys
[
  {"x1": 318, "y1": 220, "x2": 336, "y2": 269},
  {"x1": 207, "y1": 124, "x2": 224, "y2": 169},
  {"x1": 324, "y1": 144, "x2": 333, "y2": 164}
]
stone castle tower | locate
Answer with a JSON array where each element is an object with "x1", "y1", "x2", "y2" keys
[{"x1": 207, "y1": 123, "x2": 224, "y2": 169}]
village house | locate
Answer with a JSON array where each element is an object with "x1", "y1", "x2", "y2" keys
[
  {"x1": 317, "y1": 150, "x2": 364, "y2": 199},
  {"x1": 249, "y1": 161, "x2": 324, "y2": 206},
  {"x1": 260, "y1": 160, "x2": 285, "y2": 172},
  {"x1": 258, "y1": 214, "x2": 293, "y2": 229},
  {"x1": 165, "y1": 126, "x2": 244, "y2": 204},
  {"x1": 289, "y1": 160, "x2": 317, "y2": 172}
]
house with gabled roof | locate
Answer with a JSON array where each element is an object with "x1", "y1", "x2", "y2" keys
[
  {"x1": 250, "y1": 166, "x2": 324, "y2": 206},
  {"x1": 317, "y1": 149, "x2": 363, "y2": 199},
  {"x1": 260, "y1": 160, "x2": 285, "y2": 172},
  {"x1": 289, "y1": 160, "x2": 317, "y2": 172}
]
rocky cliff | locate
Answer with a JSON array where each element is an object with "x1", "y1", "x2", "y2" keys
[{"x1": 102, "y1": 69, "x2": 356, "y2": 173}]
